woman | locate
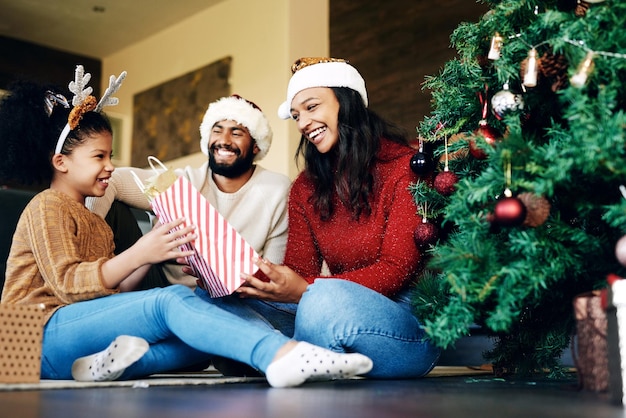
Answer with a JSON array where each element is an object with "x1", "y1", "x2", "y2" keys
[{"x1": 204, "y1": 57, "x2": 440, "y2": 378}]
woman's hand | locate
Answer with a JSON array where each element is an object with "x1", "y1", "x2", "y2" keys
[
  {"x1": 236, "y1": 258, "x2": 308, "y2": 303},
  {"x1": 174, "y1": 256, "x2": 207, "y2": 290}
]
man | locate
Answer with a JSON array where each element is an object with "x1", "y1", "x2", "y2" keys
[{"x1": 87, "y1": 94, "x2": 291, "y2": 289}]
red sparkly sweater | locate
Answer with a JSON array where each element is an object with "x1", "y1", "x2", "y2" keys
[{"x1": 285, "y1": 138, "x2": 423, "y2": 297}]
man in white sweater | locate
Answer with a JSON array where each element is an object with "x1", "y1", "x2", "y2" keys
[{"x1": 87, "y1": 95, "x2": 291, "y2": 288}]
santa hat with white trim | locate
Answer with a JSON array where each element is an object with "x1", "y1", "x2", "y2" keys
[
  {"x1": 200, "y1": 94, "x2": 272, "y2": 161},
  {"x1": 277, "y1": 57, "x2": 368, "y2": 120}
]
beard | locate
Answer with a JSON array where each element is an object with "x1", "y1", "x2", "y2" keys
[{"x1": 208, "y1": 145, "x2": 256, "y2": 178}]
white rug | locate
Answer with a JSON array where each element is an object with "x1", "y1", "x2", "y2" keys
[
  {"x1": 0, "y1": 366, "x2": 493, "y2": 391},
  {"x1": 0, "y1": 372, "x2": 265, "y2": 391}
]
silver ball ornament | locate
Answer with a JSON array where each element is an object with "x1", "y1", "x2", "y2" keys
[{"x1": 491, "y1": 83, "x2": 524, "y2": 118}]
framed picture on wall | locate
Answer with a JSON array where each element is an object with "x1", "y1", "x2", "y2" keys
[{"x1": 131, "y1": 56, "x2": 231, "y2": 166}]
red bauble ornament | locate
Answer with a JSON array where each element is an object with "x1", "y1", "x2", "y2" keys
[
  {"x1": 492, "y1": 196, "x2": 527, "y2": 227},
  {"x1": 469, "y1": 120, "x2": 501, "y2": 160},
  {"x1": 413, "y1": 220, "x2": 439, "y2": 248},
  {"x1": 433, "y1": 170, "x2": 458, "y2": 196}
]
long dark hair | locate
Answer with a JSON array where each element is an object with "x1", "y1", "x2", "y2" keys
[
  {"x1": 0, "y1": 80, "x2": 112, "y2": 188},
  {"x1": 295, "y1": 87, "x2": 409, "y2": 221}
]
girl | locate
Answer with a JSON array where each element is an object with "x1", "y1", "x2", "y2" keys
[
  {"x1": 200, "y1": 58, "x2": 440, "y2": 379},
  {"x1": 0, "y1": 67, "x2": 372, "y2": 387}
]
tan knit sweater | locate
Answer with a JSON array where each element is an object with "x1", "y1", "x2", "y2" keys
[{"x1": 1, "y1": 189, "x2": 119, "y2": 323}]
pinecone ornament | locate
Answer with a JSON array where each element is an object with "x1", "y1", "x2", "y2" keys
[
  {"x1": 444, "y1": 133, "x2": 470, "y2": 162},
  {"x1": 575, "y1": 0, "x2": 590, "y2": 16},
  {"x1": 518, "y1": 192, "x2": 551, "y2": 227},
  {"x1": 540, "y1": 51, "x2": 569, "y2": 92}
]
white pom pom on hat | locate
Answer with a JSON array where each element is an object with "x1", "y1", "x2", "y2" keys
[
  {"x1": 200, "y1": 94, "x2": 273, "y2": 161},
  {"x1": 277, "y1": 58, "x2": 368, "y2": 120}
]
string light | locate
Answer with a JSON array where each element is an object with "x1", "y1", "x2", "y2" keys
[
  {"x1": 564, "y1": 38, "x2": 626, "y2": 88},
  {"x1": 570, "y1": 50, "x2": 595, "y2": 88},
  {"x1": 522, "y1": 48, "x2": 539, "y2": 88},
  {"x1": 488, "y1": 33, "x2": 504, "y2": 60},
  {"x1": 492, "y1": 32, "x2": 626, "y2": 89}
]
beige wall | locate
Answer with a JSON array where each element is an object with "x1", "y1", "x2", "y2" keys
[{"x1": 102, "y1": 0, "x2": 328, "y2": 179}]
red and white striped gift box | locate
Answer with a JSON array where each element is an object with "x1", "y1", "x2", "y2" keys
[{"x1": 151, "y1": 176, "x2": 259, "y2": 297}]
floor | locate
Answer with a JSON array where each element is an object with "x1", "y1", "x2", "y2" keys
[
  {"x1": 0, "y1": 370, "x2": 621, "y2": 418},
  {"x1": 0, "y1": 333, "x2": 619, "y2": 417}
]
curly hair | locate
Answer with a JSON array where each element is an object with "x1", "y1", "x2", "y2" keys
[
  {"x1": 0, "y1": 80, "x2": 112, "y2": 188},
  {"x1": 295, "y1": 87, "x2": 409, "y2": 221}
]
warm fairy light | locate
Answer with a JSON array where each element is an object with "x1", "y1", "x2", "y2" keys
[
  {"x1": 488, "y1": 33, "x2": 503, "y2": 60},
  {"x1": 523, "y1": 48, "x2": 538, "y2": 88},
  {"x1": 570, "y1": 50, "x2": 595, "y2": 88}
]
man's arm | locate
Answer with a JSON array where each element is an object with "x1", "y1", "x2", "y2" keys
[{"x1": 86, "y1": 167, "x2": 154, "y2": 218}]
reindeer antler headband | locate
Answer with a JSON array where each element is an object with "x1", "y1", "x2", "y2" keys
[{"x1": 54, "y1": 65, "x2": 127, "y2": 154}]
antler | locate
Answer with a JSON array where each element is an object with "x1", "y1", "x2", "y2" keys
[
  {"x1": 68, "y1": 65, "x2": 93, "y2": 106},
  {"x1": 95, "y1": 71, "x2": 127, "y2": 112}
]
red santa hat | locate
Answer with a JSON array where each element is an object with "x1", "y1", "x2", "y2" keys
[
  {"x1": 277, "y1": 57, "x2": 368, "y2": 120},
  {"x1": 200, "y1": 94, "x2": 272, "y2": 161}
]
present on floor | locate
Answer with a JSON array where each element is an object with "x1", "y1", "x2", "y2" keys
[
  {"x1": 572, "y1": 288, "x2": 609, "y2": 393},
  {"x1": 0, "y1": 304, "x2": 44, "y2": 383}
]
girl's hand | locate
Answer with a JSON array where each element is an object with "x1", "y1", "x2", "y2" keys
[
  {"x1": 134, "y1": 218, "x2": 196, "y2": 265},
  {"x1": 235, "y1": 258, "x2": 308, "y2": 303},
  {"x1": 102, "y1": 218, "x2": 196, "y2": 290}
]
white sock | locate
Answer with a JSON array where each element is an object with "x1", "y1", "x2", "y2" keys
[
  {"x1": 71, "y1": 335, "x2": 149, "y2": 382},
  {"x1": 265, "y1": 341, "x2": 373, "y2": 388}
]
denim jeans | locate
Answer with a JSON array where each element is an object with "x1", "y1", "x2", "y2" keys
[
  {"x1": 197, "y1": 278, "x2": 440, "y2": 378},
  {"x1": 41, "y1": 285, "x2": 289, "y2": 380}
]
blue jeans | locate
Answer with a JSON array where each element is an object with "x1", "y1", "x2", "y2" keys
[
  {"x1": 197, "y1": 279, "x2": 440, "y2": 378},
  {"x1": 41, "y1": 285, "x2": 289, "y2": 380}
]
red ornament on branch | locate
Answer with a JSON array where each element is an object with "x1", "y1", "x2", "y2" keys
[
  {"x1": 414, "y1": 202, "x2": 439, "y2": 248},
  {"x1": 433, "y1": 134, "x2": 458, "y2": 196},
  {"x1": 470, "y1": 87, "x2": 502, "y2": 159},
  {"x1": 413, "y1": 219, "x2": 439, "y2": 248},
  {"x1": 434, "y1": 170, "x2": 458, "y2": 196},
  {"x1": 490, "y1": 189, "x2": 527, "y2": 227}
]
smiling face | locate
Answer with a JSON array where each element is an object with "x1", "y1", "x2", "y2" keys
[
  {"x1": 52, "y1": 131, "x2": 115, "y2": 204},
  {"x1": 207, "y1": 119, "x2": 259, "y2": 178},
  {"x1": 289, "y1": 87, "x2": 340, "y2": 154}
]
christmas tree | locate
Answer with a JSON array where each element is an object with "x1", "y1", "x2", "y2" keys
[{"x1": 410, "y1": 0, "x2": 626, "y2": 376}]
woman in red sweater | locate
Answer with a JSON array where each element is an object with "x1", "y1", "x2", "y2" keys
[{"x1": 233, "y1": 57, "x2": 441, "y2": 378}]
